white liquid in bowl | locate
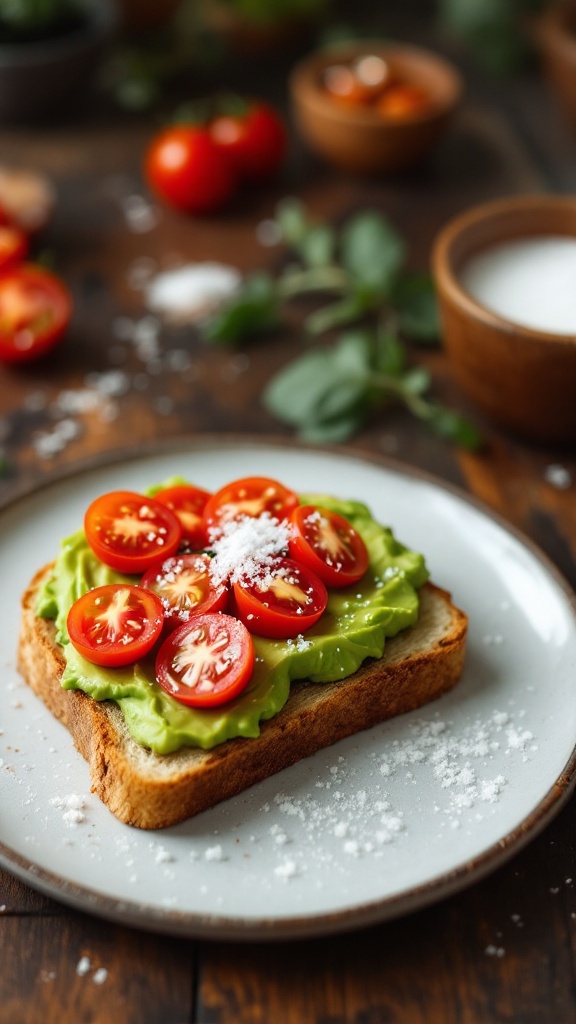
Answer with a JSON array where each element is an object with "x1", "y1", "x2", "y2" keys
[{"x1": 460, "y1": 236, "x2": 576, "y2": 335}]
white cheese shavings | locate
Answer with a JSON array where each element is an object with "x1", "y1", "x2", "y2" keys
[{"x1": 208, "y1": 513, "x2": 292, "y2": 586}]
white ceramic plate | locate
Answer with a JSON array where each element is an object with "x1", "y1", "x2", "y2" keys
[{"x1": 1, "y1": 438, "x2": 575, "y2": 940}]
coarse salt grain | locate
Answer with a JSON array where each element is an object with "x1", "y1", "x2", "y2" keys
[
  {"x1": 205, "y1": 844, "x2": 225, "y2": 862},
  {"x1": 76, "y1": 957, "x2": 91, "y2": 976},
  {"x1": 208, "y1": 513, "x2": 293, "y2": 586}
]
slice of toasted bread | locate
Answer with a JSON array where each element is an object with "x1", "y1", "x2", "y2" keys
[{"x1": 18, "y1": 565, "x2": 468, "y2": 830}]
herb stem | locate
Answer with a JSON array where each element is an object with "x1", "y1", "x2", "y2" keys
[{"x1": 277, "y1": 265, "x2": 351, "y2": 299}]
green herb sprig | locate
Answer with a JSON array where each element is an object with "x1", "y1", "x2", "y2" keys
[{"x1": 202, "y1": 199, "x2": 481, "y2": 449}]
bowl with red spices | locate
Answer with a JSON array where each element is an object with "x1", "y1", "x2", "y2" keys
[{"x1": 289, "y1": 41, "x2": 462, "y2": 174}]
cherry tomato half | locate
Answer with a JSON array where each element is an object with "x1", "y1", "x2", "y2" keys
[
  {"x1": 84, "y1": 491, "x2": 182, "y2": 574},
  {"x1": 141, "y1": 553, "x2": 229, "y2": 630},
  {"x1": 153, "y1": 484, "x2": 211, "y2": 550},
  {"x1": 155, "y1": 612, "x2": 255, "y2": 707},
  {"x1": 0, "y1": 263, "x2": 71, "y2": 364},
  {"x1": 210, "y1": 101, "x2": 286, "y2": 182},
  {"x1": 376, "y1": 84, "x2": 432, "y2": 119},
  {"x1": 67, "y1": 584, "x2": 164, "y2": 668},
  {"x1": 233, "y1": 557, "x2": 328, "y2": 639},
  {"x1": 145, "y1": 124, "x2": 236, "y2": 215},
  {"x1": 322, "y1": 56, "x2": 391, "y2": 107},
  {"x1": 203, "y1": 476, "x2": 299, "y2": 535},
  {"x1": 0, "y1": 224, "x2": 28, "y2": 272},
  {"x1": 289, "y1": 505, "x2": 369, "y2": 588}
]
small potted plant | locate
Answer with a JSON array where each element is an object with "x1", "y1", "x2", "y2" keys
[{"x1": 0, "y1": 0, "x2": 117, "y2": 122}]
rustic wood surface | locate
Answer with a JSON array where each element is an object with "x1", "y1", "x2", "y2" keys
[{"x1": 1, "y1": 7, "x2": 576, "y2": 1023}]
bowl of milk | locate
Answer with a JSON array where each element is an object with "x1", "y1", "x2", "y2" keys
[{"x1": 432, "y1": 194, "x2": 576, "y2": 444}]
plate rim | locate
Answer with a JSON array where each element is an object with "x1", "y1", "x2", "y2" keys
[{"x1": 1, "y1": 433, "x2": 576, "y2": 941}]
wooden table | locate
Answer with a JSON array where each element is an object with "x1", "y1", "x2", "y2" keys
[{"x1": 1, "y1": 12, "x2": 576, "y2": 1023}]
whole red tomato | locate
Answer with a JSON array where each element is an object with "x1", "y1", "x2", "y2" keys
[
  {"x1": 210, "y1": 102, "x2": 286, "y2": 182},
  {"x1": 145, "y1": 124, "x2": 236, "y2": 215}
]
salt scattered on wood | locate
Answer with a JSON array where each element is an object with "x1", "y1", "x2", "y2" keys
[{"x1": 145, "y1": 262, "x2": 241, "y2": 324}]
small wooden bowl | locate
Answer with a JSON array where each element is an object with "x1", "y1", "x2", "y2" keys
[
  {"x1": 536, "y1": 1, "x2": 576, "y2": 126},
  {"x1": 289, "y1": 41, "x2": 462, "y2": 174},
  {"x1": 432, "y1": 195, "x2": 576, "y2": 444}
]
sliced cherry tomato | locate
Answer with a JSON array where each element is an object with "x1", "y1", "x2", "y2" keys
[
  {"x1": 67, "y1": 583, "x2": 164, "y2": 668},
  {"x1": 233, "y1": 557, "x2": 327, "y2": 639},
  {"x1": 153, "y1": 484, "x2": 211, "y2": 550},
  {"x1": 0, "y1": 263, "x2": 71, "y2": 364},
  {"x1": 203, "y1": 476, "x2": 299, "y2": 535},
  {"x1": 289, "y1": 505, "x2": 369, "y2": 588},
  {"x1": 141, "y1": 553, "x2": 229, "y2": 629},
  {"x1": 84, "y1": 491, "x2": 182, "y2": 574},
  {"x1": 155, "y1": 612, "x2": 255, "y2": 707},
  {"x1": 145, "y1": 124, "x2": 236, "y2": 215},
  {"x1": 0, "y1": 224, "x2": 28, "y2": 272},
  {"x1": 210, "y1": 101, "x2": 286, "y2": 182}
]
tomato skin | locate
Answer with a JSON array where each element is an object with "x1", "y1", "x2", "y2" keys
[
  {"x1": 153, "y1": 484, "x2": 211, "y2": 550},
  {"x1": 141, "y1": 553, "x2": 229, "y2": 630},
  {"x1": 210, "y1": 102, "x2": 286, "y2": 182},
  {"x1": 67, "y1": 584, "x2": 164, "y2": 667},
  {"x1": 289, "y1": 505, "x2": 369, "y2": 588},
  {"x1": 233, "y1": 556, "x2": 328, "y2": 639},
  {"x1": 0, "y1": 224, "x2": 28, "y2": 272},
  {"x1": 0, "y1": 263, "x2": 71, "y2": 364},
  {"x1": 203, "y1": 476, "x2": 299, "y2": 535},
  {"x1": 155, "y1": 612, "x2": 255, "y2": 707},
  {"x1": 376, "y1": 84, "x2": 432, "y2": 119},
  {"x1": 145, "y1": 125, "x2": 236, "y2": 214},
  {"x1": 84, "y1": 491, "x2": 182, "y2": 574}
]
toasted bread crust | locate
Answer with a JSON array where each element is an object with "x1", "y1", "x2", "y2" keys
[{"x1": 18, "y1": 565, "x2": 468, "y2": 829}]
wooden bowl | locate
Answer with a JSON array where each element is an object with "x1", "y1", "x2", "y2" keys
[
  {"x1": 289, "y1": 41, "x2": 462, "y2": 174},
  {"x1": 432, "y1": 195, "x2": 576, "y2": 444},
  {"x1": 536, "y1": 1, "x2": 576, "y2": 126}
]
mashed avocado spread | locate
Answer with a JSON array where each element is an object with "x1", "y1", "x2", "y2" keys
[{"x1": 36, "y1": 493, "x2": 428, "y2": 754}]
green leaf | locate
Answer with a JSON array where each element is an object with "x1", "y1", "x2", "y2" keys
[
  {"x1": 340, "y1": 211, "x2": 406, "y2": 294},
  {"x1": 401, "y1": 366, "x2": 431, "y2": 395},
  {"x1": 374, "y1": 329, "x2": 406, "y2": 376},
  {"x1": 422, "y1": 404, "x2": 483, "y2": 449},
  {"x1": 392, "y1": 272, "x2": 440, "y2": 343},
  {"x1": 202, "y1": 272, "x2": 279, "y2": 344},
  {"x1": 299, "y1": 410, "x2": 367, "y2": 443},
  {"x1": 275, "y1": 197, "x2": 310, "y2": 246},
  {"x1": 298, "y1": 224, "x2": 336, "y2": 269},
  {"x1": 262, "y1": 332, "x2": 370, "y2": 430}
]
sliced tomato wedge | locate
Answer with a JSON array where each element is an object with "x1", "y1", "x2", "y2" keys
[
  {"x1": 153, "y1": 484, "x2": 211, "y2": 550},
  {"x1": 233, "y1": 556, "x2": 327, "y2": 638},
  {"x1": 0, "y1": 224, "x2": 28, "y2": 273},
  {"x1": 155, "y1": 612, "x2": 255, "y2": 707},
  {"x1": 67, "y1": 584, "x2": 164, "y2": 668},
  {"x1": 84, "y1": 491, "x2": 182, "y2": 574},
  {"x1": 203, "y1": 476, "x2": 299, "y2": 535},
  {"x1": 0, "y1": 263, "x2": 71, "y2": 364},
  {"x1": 289, "y1": 505, "x2": 369, "y2": 588},
  {"x1": 141, "y1": 553, "x2": 228, "y2": 629}
]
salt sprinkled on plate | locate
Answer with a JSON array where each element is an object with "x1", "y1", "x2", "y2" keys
[{"x1": 49, "y1": 793, "x2": 88, "y2": 826}]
